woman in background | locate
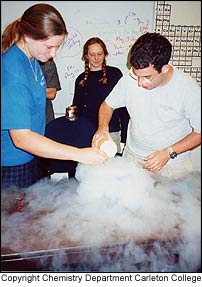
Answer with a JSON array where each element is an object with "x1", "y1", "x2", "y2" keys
[
  {"x1": 72, "y1": 37, "x2": 130, "y2": 153},
  {"x1": 2, "y1": 4, "x2": 107, "y2": 189}
]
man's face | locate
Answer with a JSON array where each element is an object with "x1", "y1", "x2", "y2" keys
[{"x1": 129, "y1": 64, "x2": 163, "y2": 90}]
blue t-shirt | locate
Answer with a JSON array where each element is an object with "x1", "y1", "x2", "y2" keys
[{"x1": 2, "y1": 45, "x2": 46, "y2": 166}]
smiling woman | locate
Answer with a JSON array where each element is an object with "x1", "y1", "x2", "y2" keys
[{"x1": 72, "y1": 37, "x2": 130, "y2": 156}]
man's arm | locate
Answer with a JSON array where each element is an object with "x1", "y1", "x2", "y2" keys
[
  {"x1": 92, "y1": 101, "x2": 114, "y2": 147},
  {"x1": 40, "y1": 60, "x2": 61, "y2": 101},
  {"x1": 169, "y1": 131, "x2": 201, "y2": 155},
  {"x1": 144, "y1": 131, "x2": 201, "y2": 173},
  {"x1": 46, "y1": 87, "x2": 57, "y2": 100}
]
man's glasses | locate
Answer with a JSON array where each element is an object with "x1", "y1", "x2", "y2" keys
[{"x1": 129, "y1": 67, "x2": 159, "y2": 84}]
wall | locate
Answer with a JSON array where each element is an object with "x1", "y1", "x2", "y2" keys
[{"x1": 155, "y1": 1, "x2": 201, "y2": 86}]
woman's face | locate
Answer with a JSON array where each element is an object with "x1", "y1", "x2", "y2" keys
[
  {"x1": 25, "y1": 35, "x2": 65, "y2": 62},
  {"x1": 87, "y1": 43, "x2": 105, "y2": 71}
]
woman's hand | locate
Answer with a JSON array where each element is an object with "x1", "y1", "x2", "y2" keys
[{"x1": 77, "y1": 147, "x2": 108, "y2": 164}]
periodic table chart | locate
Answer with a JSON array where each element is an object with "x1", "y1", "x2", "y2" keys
[{"x1": 155, "y1": 1, "x2": 201, "y2": 86}]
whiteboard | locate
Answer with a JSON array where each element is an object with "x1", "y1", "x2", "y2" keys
[{"x1": 1, "y1": 1, "x2": 155, "y2": 114}]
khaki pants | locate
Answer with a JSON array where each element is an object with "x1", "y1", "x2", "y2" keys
[
  {"x1": 110, "y1": 132, "x2": 121, "y2": 154},
  {"x1": 123, "y1": 149, "x2": 193, "y2": 179}
]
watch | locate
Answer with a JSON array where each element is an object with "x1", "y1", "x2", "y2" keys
[{"x1": 168, "y1": 147, "x2": 177, "y2": 159}]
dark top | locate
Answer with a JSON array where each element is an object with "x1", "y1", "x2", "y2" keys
[
  {"x1": 43, "y1": 116, "x2": 97, "y2": 174},
  {"x1": 40, "y1": 60, "x2": 61, "y2": 125},
  {"x1": 73, "y1": 66, "x2": 129, "y2": 142}
]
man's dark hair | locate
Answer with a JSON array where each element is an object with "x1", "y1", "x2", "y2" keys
[{"x1": 130, "y1": 32, "x2": 172, "y2": 72}]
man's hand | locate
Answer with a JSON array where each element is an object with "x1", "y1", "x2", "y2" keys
[
  {"x1": 144, "y1": 149, "x2": 170, "y2": 173},
  {"x1": 91, "y1": 128, "x2": 112, "y2": 148}
]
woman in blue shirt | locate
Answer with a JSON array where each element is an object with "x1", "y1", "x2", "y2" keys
[{"x1": 2, "y1": 4, "x2": 107, "y2": 189}]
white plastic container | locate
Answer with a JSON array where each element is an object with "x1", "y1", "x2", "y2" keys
[{"x1": 98, "y1": 139, "x2": 117, "y2": 158}]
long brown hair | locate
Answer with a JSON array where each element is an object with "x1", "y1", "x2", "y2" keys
[
  {"x1": 79, "y1": 37, "x2": 109, "y2": 87},
  {"x1": 2, "y1": 3, "x2": 68, "y2": 54}
]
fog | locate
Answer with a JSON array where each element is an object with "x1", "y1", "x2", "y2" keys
[{"x1": 1, "y1": 157, "x2": 201, "y2": 271}]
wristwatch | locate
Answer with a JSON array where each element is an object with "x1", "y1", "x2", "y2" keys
[{"x1": 168, "y1": 147, "x2": 177, "y2": 159}]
